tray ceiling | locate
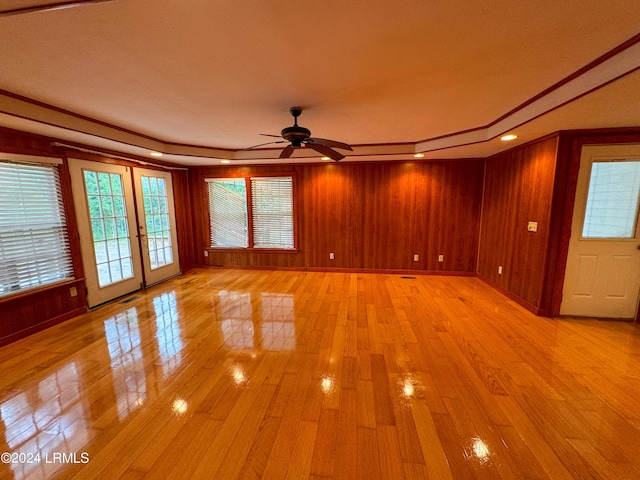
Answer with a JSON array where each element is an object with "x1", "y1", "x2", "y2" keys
[{"x1": 1, "y1": 0, "x2": 640, "y2": 165}]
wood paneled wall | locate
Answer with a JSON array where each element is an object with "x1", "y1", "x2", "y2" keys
[
  {"x1": 171, "y1": 169, "x2": 198, "y2": 271},
  {"x1": 477, "y1": 135, "x2": 559, "y2": 313},
  {"x1": 0, "y1": 280, "x2": 86, "y2": 346},
  {"x1": 191, "y1": 160, "x2": 485, "y2": 273},
  {"x1": 299, "y1": 163, "x2": 365, "y2": 268}
]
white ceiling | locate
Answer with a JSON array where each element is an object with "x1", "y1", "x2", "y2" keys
[{"x1": 1, "y1": 0, "x2": 640, "y2": 165}]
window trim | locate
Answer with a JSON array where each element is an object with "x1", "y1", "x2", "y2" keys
[{"x1": 205, "y1": 172, "x2": 299, "y2": 252}]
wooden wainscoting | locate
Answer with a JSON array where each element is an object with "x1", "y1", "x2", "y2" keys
[
  {"x1": 0, "y1": 278, "x2": 87, "y2": 346},
  {"x1": 1, "y1": 268, "x2": 640, "y2": 479}
]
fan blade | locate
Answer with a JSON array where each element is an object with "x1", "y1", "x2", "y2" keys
[
  {"x1": 306, "y1": 143, "x2": 345, "y2": 161},
  {"x1": 306, "y1": 137, "x2": 353, "y2": 151},
  {"x1": 260, "y1": 133, "x2": 283, "y2": 138},
  {"x1": 242, "y1": 140, "x2": 287, "y2": 150},
  {"x1": 0, "y1": 0, "x2": 115, "y2": 17},
  {"x1": 279, "y1": 145, "x2": 295, "y2": 158}
]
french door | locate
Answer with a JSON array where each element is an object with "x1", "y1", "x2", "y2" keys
[
  {"x1": 132, "y1": 167, "x2": 180, "y2": 285},
  {"x1": 69, "y1": 159, "x2": 179, "y2": 307}
]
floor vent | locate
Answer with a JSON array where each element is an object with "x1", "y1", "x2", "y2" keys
[{"x1": 400, "y1": 276, "x2": 417, "y2": 279}]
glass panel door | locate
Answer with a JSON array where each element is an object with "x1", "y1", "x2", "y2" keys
[
  {"x1": 561, "y1": 145, "x2": 640, "y2": 318},
  {"x1": 69, "y1": 159, "x2": 143, "y2": 308},
  {"x1": 133, "y1": 168, "x2": 180, "y2": 285}
]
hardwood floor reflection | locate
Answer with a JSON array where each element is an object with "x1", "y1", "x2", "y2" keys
[{"x1": 1, "y1": 268, "x2": 640, "y2": 479}]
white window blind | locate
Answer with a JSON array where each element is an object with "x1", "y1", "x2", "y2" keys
[
  {"x1": 251, "y1": 176, "x2": 294, "y2": 249},
  {"x1": 582, "y1": 160, "x2": 640, "y2": 238},
  {"x1": 206, "y1": 178, "x2": 249, "y2": 247},
  {"x1": 0, "y1": 161, "x2": 74, "y2": 296}
]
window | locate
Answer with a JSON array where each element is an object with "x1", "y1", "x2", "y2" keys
[
  {"x1": 251, "y1": 177, "x2": 294, "y2": 248},
  {"x1": 207, "y1": 178, "x2": 248, "y2": 248},
  {"x1": 0, "y1": 159, "x2": 74, "y2": 296},
  {"x1": 206, "y1": 175, "x2": 295, "y2": 250},
  {"x1": 582, "y1": 160, "x2": 640, "y2": 239}
]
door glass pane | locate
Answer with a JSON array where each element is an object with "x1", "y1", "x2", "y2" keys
[
  {"x1": 141, "y1": 176, "x2": 174, "y2": 269},
  {"x1": 84, "y1": 170, "x2": 134, "y2": 287},
  {"x1": 582, "y1": 160, "x2": 640, "y2": 239}
]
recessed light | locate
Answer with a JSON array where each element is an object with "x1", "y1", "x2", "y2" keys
[
  {"x1": 321, "y1": 156, "x2": 331, "y2": 161},
  {"x1": 221, "y1": 159, "x2": 231, "y2": 164},
  {"x1": 501, "y1": 134, "x2": 518, "y2": 141},
  {"x1": 149, "y1": 151, "x2": 163, "y2": 157},
  {"x1": 414, "y1": 153, "x2": 425, "y2": 158}
]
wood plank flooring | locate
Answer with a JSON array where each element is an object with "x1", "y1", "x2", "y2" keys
[{"x1": 1, "y1": 268, "x2": 640, "y2": 479}]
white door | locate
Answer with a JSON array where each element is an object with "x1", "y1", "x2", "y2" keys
[
  {"x1": 132, "y1": 168, "x2": 180, "y2": 285},
  {"x1": 561, "y1": 144, "x2": 640, "y2": 318},
  {"x1": 69, "y1": 159, "x2": 143, "y2": 307}
]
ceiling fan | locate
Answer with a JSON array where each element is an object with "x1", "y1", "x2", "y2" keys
[
  {"x1": 0, "y1": 1, "x2": 116, "y2": 17},
  {"x1": 248, "y1": 107, "x2": 353, "y2": 161}
]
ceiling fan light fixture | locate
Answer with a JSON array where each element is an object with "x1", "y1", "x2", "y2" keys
[{"x1": 245, "y1": 107, "x2": 352, "y2": 162}]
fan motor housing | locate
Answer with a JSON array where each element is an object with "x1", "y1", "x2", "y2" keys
[{"x1": 281, "y1": 126, "x2": 311, "y2": 147}]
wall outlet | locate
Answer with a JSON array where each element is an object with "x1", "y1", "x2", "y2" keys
[
  {"x1": 438, "y1": 254, "x2": 444, "y2": 262},
  {"x1": 498, "y1": 265, "x2": 503, "y2": 275},
  {"x1": 329, "y1": 252, "x2": 335, "y2": 260},
  {"x1": 413, "y1": 254, "x2": 419, "y2": 262},
  {"x1": 204, "y1": 250, "x2": 209, "y2": 257},
  {"x1": 69, "y1": 286, "x2": 77, "y2": 297},
  {"x1": 527, "y1": 221, "x2": 538, "y2": 232}
]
